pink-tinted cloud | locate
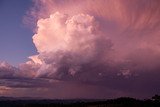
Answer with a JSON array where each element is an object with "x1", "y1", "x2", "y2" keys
[
  {"x1": 29, "y1": 0, "x2": 160, "y2": 78},
  {"x1": 22, "y1": 0, "x2": 160, "y2": 98},
  {"x1": 1, "y1": 0, "x2": 160, "y2": 99}
]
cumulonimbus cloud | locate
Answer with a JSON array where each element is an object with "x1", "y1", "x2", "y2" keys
[
  {"x1": 31, "y1": 12, "x2": 114, "y2": 78},
  {"x1": 26, "y1": 0, "x2": 160, "y2": 98},
  {"x1": 1, "y1": 0, "x2": 160, "y2": 98},
  {"x1": 29, "y1": 0, "x2": 160, "y2": 78}
]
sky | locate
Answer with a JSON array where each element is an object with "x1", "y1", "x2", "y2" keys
[
  {"x1": 0, "y1": 0, "x2": 36, "y2": 65},
  {"x1": 0, "y1": 0, "x2": 160, "y2": 99}
]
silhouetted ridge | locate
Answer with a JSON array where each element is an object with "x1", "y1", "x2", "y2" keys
[{"x1": 0, "y1": 95, "x2": 160, "y2": 107}]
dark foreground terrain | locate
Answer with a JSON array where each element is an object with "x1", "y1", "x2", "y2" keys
[{"x1": 0, "y1": 95, "x2": 160, "y2": 107}]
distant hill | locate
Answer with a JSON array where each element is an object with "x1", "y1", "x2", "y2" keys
[{"x1": 0, "y1": 96, "x2": 160, "y2": 107}]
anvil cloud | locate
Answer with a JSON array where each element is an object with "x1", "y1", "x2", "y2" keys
[{"x1": 0, "y1": 0, "x2": 160, "y2": 99}]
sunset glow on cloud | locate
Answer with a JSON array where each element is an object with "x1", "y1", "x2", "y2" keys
[{"x1": 0, "y1": 0, "x2": 160, "y2": 99}]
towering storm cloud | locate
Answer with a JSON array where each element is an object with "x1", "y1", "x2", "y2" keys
[
  {"x1": 31, "y1": 11, "x2": 113, "y2": 78},
  {"x1": 1, "y1": 0, "x2": 160, "y2": 98},
  {"x1": 30, "y1": 0, "x2": 160, "y2": 78}
]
